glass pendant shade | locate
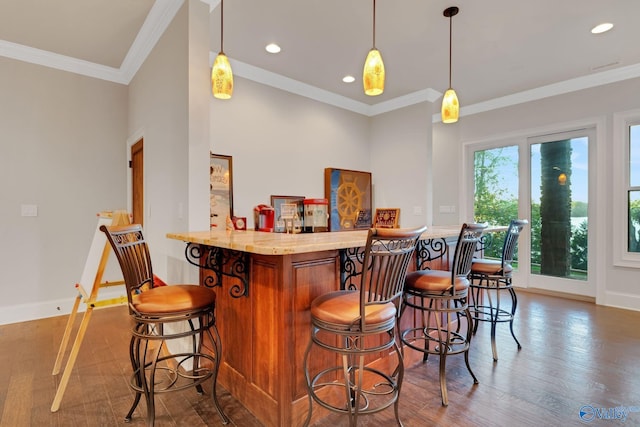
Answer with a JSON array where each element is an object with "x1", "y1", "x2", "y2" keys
[
  {"x1": 212, "y1": 53, "x2": 233, "y2": 99},
  {"x1": 441, "y1": 88, "x2": 459, "y2": 123},
  {"x1": 363, "y1": 48, "x2": 385, "y2": 96}
]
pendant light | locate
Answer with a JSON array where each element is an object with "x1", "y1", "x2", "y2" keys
[
  {"x1": 211, "y1": 0, "x2": 233, "y2": 99},
  {"x1": 363, "y1": 0, "x2": 385, "y2": 96},
  {"x1": 441, "y1": 6, "x2": 459, "y2": 123}
]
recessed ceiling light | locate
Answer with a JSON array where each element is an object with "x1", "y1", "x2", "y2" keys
[
  {"x1": 342, "y1": 75, "x2": 355, "y2": 83},
  {"x1": 591, "y1": 23, "x2": 613, "y2": 34},
  {"x1": 265, "y1": 43, "x2": 281, "y2": 54}
]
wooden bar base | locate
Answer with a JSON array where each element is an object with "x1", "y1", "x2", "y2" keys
[{"x1": 205, "y1": 250, "x2": 340, "y2": 427}]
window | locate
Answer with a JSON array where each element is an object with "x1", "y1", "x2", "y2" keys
[
  {"x1": 628, "y1": 125, "x2": 640, "y2": 252},
  {"x1": 614, "y1": 110, "x2": 640, "y2": 266}
]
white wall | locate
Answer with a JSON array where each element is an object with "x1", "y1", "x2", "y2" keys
[
  {"x1": 432, "y1": 122, "x2": 463, "y2": 225},
  {"x1": 0, "y1": 57, "x2": 128, "y2": 324},
  {"x1": 432, "y1": 77, "x2": 640, "y2": 311},
  {"x1": 370, "y1": 102, "x2": 432, "y2": 228},
  {"x1": 127, "y1": 2, "x2": 192, "y2": 283},
  {"x1": 209, "y1": 76, "x2": 373, "y2": 223}
]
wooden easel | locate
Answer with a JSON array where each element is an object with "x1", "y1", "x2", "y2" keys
[{"x1": 50, "y1": 210, "x2": 130, "y2": 412}]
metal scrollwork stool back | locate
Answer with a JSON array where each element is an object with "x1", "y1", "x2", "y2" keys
[
  {"x1": 400, "y1": 222, "x2": 487, "y2": 406},
  {"x1": 469, "y1": 219, "x2": 528, "y2": 361},
  {"x1": 100, "y1": 224, "x2": 229, "y2": 427},
  {"x1": 303, "y1": 226, "x2": 426, "y2": 427}
]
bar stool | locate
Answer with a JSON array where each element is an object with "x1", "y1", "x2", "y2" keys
[
  {"x1": 100, "y1": 224, "x2": 229, "y2": 427},
  {"x1": 400, "y1": 222, "x2": 487, "y2": 406},
  {"x1": 469, "y1": 219, "x2": 528, "y2": 361},
  {"x1": 303, "y1": 226, "x2": 426, "y2": 427}
]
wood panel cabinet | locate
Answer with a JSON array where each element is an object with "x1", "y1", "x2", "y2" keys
[{"x1": 201, "y1": 250, "x2": 340, "y2": 427}]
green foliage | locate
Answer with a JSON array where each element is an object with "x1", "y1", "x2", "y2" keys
[
  {"x1": 630, "y1": 198, "x2": 640, "y2": 252},
  {"x1": 474, "y1": 148, "x2": 519, "y2": 259},
  {"x1": 571, "y1": 220, "x2": 588, "y2": 270},
  {"x1": 571, "y1": 201, "x2": 588, "y2": 217},
  {"x1": 474, "y1": 145, "x2": 588, "y2": 275}
]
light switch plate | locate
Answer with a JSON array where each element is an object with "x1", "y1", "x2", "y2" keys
[{"x1": 21, "y1": 204, "x2": 38, "y2": 217}]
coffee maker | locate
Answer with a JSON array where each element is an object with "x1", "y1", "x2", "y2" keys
[{"x1": 254, "y1": 204, "x2": 275, "y2": 232}]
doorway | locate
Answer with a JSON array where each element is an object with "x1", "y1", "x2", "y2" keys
[
  {"x1": 528, "y1": 130, "x2": 593, "y2": 296},
  {"x1": 131, "y1": 139, "x2": 143, "y2": 226},
  {"x1": 470, "y1": 128, "x2": 595, "y2": 297}
]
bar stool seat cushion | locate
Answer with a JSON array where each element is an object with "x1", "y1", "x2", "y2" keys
[
  {"x1": 471, "y1": 258, "x2": 512, "y2": 276},
  {"x1": 310, "y1": 290, "x2": 396, "y2": 331},
  {"x1": 132, "y1": 284, "x2": 217, "y2": 315},
  {"x1": 405, "y1": 270, "x2": 469, "y2": 294}
]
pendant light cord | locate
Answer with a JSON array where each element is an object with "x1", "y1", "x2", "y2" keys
[
  {"x1": 372, "y1": 0, "x2": 376, "y2": 48},
  {"x1": 448, "y1": 13, "x2": 452, "y2": 88},
  {"x1": 220, "y1": 0, "x2": 225, "y2": 54}
]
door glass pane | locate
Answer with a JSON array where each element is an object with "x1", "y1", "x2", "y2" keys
[
  {"x1": 473, "y1": 145, "x2": 519, "y2": 261},
  {"x1": 630, "y1": 125, "x2": 640, "y2": 187},
  {"x1": 629, "y1": 125, "x2": 640, "y2": 252},
  {"x1": 530, "y1": 138, "x2": 588, "y2": 280},
  {"x1": 629, "y1": 191, "x2": 640, "y2": 252}
]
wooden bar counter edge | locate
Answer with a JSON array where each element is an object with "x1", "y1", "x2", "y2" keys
[{"x1": 166, "y1": 225, "x2": 471, "y2": 256}]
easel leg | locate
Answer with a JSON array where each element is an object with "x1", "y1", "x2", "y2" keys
[
  {"x1": 52, "y1": 293, "x2": 82, "y2": 375},
  {"x1": 50, "y1": 304, "x2": 94, "y2": 412}
]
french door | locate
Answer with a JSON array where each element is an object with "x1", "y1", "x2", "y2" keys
[{"x1": 469, "y1": 128, "x2": 595, "y2": 297}]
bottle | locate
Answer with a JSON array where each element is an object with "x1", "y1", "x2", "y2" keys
[
  {"x1": 293, "y1": 213, "x2": 303, "y2": 234},
  {"x1": 275, "y1": 216, "x2": 285, "y2": 233}
]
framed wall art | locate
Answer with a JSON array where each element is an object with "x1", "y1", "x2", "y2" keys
[
  {"x1": 270, "y1": 195, "x2": 304, "y2": 232},
  {"x1": 324, "y1": 168, "x2": 372, "y2": 231},
  {"x1": 210, "y1": 153, "x2": 233, "y2": 229},
  {"x1": 374, "y1": 208, "x2": 400, "y2": 228}
]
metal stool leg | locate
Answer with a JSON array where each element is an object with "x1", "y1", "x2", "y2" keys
[
  {"x1": 302, "y1": 328, "x2": 315, "y2": 427},
  {"x1": 126, "y1": 324, "x2": 143, "y2": 422},
  {"x1": 489, "y1": 286, "x2": 499, "y2": 361},
  {"x1": 205, "y1": 320, "x2": 230, "y2": 424},
  {"x1": 508, "y1": 287, "x2": 522, "y2": 350}
]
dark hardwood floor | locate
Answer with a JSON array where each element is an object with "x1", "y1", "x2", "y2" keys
[{"x1": 1, "y1": 290, "x2": 639, "y2": 427}]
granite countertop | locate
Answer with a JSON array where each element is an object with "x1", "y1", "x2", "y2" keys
[{"x1": 166, "y1": 225, "x2": 496, "y2": 256}]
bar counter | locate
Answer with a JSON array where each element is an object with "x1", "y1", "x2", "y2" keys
[
  {"x1": 166, "y1": 225, "x2": 496, "y2": 427},
  {"x1": 167, "y1": 224, "x2": 465, "y2": 256}
]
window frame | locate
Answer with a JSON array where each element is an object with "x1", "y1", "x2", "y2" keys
[{"x1": 613, "y1": 109, "x2": 640, "y2": 267}]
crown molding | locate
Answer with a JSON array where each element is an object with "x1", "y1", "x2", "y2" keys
[
  {"x1": 216, "y1": 53, "x2": 441, "y2": 117},
  {"x1": 3, "y1": 0, "x2": 640, "y2": 118},
  {"x1": 120, "y1": 0, "x2": 186, "y2": 83},
  {"x1": 431, "y1": 62, "x2": 640, "y2": 123},
  {"x1": 0, "y1": 39, "x2": 126, "y2": 83},
  {"x1": 200, "y1": 0, "x2": 219, "y2": 14},
  {"x1": 0, "y1": 0, "x2": 183, "y2": 85}
]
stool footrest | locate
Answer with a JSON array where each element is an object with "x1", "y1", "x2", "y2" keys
[
  {"x1": 469, "y1": 305, "x2": 515, "y2": 322},
  {"x1": 307, "y1": 364, "x2": 400, "y2": 417},
  {"x1": 401, "y1": 327, "x2": 470, "y2": 356},
  {"x1": 129, "y1": 351, "x2": 217, "y2": 394}
]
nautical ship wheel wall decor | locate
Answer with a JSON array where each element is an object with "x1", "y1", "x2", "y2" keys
[{"x1": 324, "y1": 168, "x2": 372, "y2": 231}]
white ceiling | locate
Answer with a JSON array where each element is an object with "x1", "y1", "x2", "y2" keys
[{"x1": 2, "y1": 0, "x2": 640, "y2": 118}]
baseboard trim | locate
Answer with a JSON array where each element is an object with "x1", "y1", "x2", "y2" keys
[
  {"x1": 516, "y1": 286, "x2": 596, "y2": 303},
  {"x1": 0, "y1": 288, "x2": 127, "y2": 326},
  {"x1": 599, "y1": 290, "x2": 640, "y2": 312},
  {"x1": 515, "y1": 286, "x2": 640, "y2": 312}
]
